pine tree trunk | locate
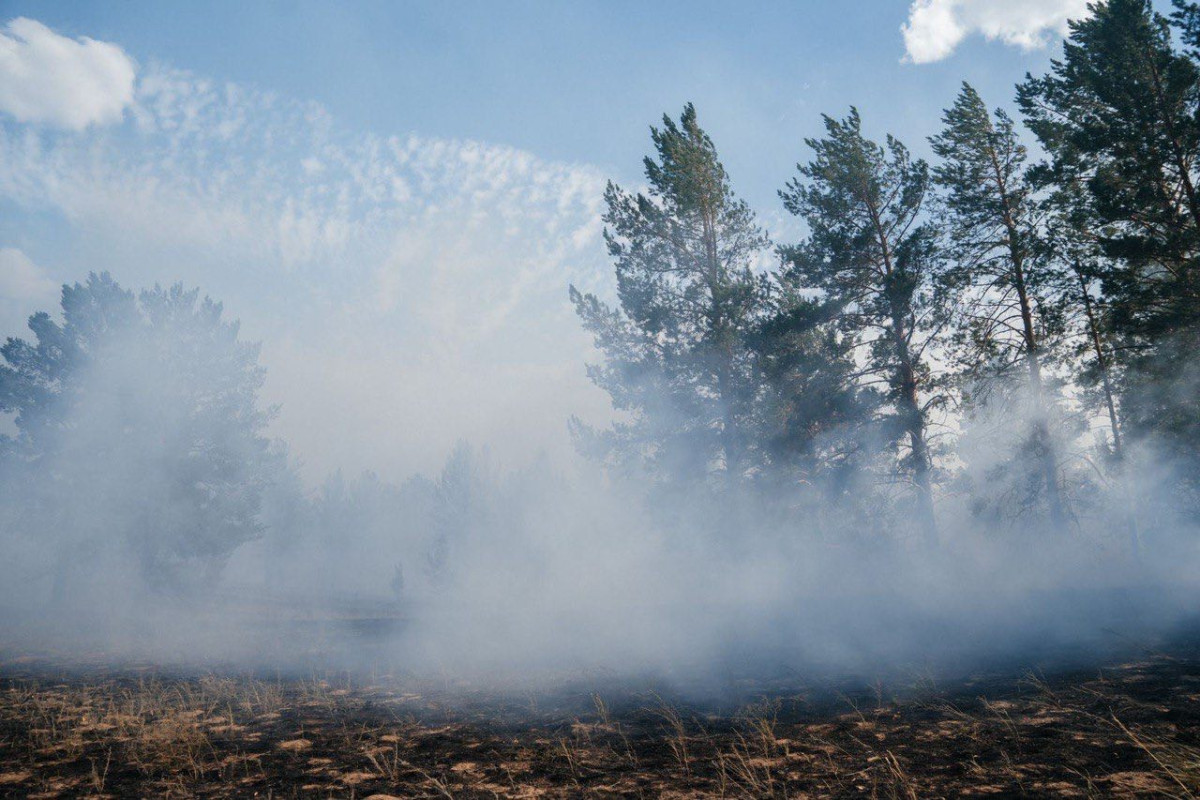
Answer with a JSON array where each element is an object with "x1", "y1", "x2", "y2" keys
[
  {"x1": 1017, "y1": 315, "x2": 1065, "y2": 527},
  {"x1": 905, "y1": 385, "x2": 938, "y2": 544},
  {"x1": 699, "y1": 194, "x2": 741, "y2": 483},
  {"x1": 867, "y1": 188, "x2": 937, "y2": 545},
  {"x1": 894, "y1": 318, "x2": 938, "y2": 545},
  {"x1": 1077, "y1": 268, "x2": 1139, "y2": 556},
  {"x1": 991, "y1": 150, "x2": 1066, "y2": 527},
  {"x1": 717, "y1": 364, "x2": 741, "y2": 481},
  {"x1": 1077, "y1": 270, "x2": 1124, "y2": 459}
]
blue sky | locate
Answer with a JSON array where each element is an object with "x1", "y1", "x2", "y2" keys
[
  {"x1": 0, "y1": 0, "x2": 1090, "y2": 207},
  {"x1": 0, "y1": 0, "x2": 1103, "y2": 481}
]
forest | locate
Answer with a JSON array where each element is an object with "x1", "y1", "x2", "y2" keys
[
  {"x1": 2, "y1": 0, "x2": 1197, "y2": 615},
  {"x1": 4, "y1": 1, "x2": 1200, "y2": 796}
]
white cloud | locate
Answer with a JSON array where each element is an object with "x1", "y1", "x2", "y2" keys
[
  {"x1": 0, "y1": 247, "x2": 59, "y2": 338},
  {"x1": 0, "y1": 247, "x2": 57, "y2": 302},
  {"x1": 901, "y1": 0, "x2": 1091, "y2": 64},
  {"x1": 0, "y1": 17, "x2": 136, "y2": 129},
  {"x1": 0, "y1": 62, "x2": 614, "y2": 480}
]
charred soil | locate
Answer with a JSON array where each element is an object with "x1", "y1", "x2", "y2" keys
[{"x1": 1, "y1": 640, "x2": 1200, "y2": 798}]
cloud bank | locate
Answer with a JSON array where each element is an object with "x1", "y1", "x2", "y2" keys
[
  {"x1": 902, "y1": 0, "x2": 1091, "y2": 64},
  {"x1": 0, "y1": 17, "x2": 136, "y2": 129}
]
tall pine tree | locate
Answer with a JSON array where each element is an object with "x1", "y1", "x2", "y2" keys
[
  {"x1": 930, "y1": 83, "x2": 1068, "y2": 526},
  {"x1": 1019, "y1": 0, "x2": 1200, "y2": 481},
  {"x1": 779, "y1": 109, "x2": 944, "y2": 542},
  {"x1": 570, "y1": 104, "x2": 771, "y2": 487}
]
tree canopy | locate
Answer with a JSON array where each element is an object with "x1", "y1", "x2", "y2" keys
[{"x1": 0, "y1": 273, "x2": 280, "y2": 595}]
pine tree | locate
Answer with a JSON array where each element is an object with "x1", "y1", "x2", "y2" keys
[
  {"x1": 1018, "y1": 0, "x2": 1200, "y2": 473},
  {"x1": 0, "y1": 273, "x2": 280, "y2": 594},
  {"x1": 570, "y1": 104, "x2": 771, "y2": 486},
  {"x1": 1038, "y1": 190, "x2": 1127, "y2": 465},
  {"x1": 750, "y1": 292, "x2": 878, "y2": 504},
  {"x1": 1041, "y1": 212, "x2": 1143, "y2": 553},
  {"x1": 779, "y1": 109, "x2": 944, "y2": 542},
  {"x1": 930, "y1": 83, "x2": 1068, "y2": 526}
]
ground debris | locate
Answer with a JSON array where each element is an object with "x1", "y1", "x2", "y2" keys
[{"x1": 0, "y1": 645, "x2": 1199, "y2": 797}]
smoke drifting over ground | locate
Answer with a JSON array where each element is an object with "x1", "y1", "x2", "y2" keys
[
  {"x1": 0, "y1": 289, "x2": 1195, "y2": 688},
  {"x1": 3, "y1": 6, "x2": 1200, "y2": 706}
]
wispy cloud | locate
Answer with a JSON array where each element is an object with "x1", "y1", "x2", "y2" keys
[
  {"x1": 901, "y1": 0, "x2": 1091, "y2": 64},
  {"x1": 0, "y1": 52, "x2": 612, "y2": 478},
  {"x1": 0, "y1": 247, "x2": 55, "y2": 301},
  {"x1": 0, "y1": 247, "x2": 59, "y2": 337},
  {"x1": 0, "y1": 18, "x2": 136, "y2": 129}
]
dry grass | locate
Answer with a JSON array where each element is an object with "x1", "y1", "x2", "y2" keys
[{"x1": 1, "y1": 646, "x2": 1199, "y2": 797}]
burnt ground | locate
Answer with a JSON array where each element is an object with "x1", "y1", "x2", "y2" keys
[{"x1": 1, "y1": 639, "x2": 1199, "y2": 798}]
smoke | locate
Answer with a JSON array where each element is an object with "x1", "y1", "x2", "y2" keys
[
  {"x1": 4, "y1": 296, "x2": 1196, "y2": 689},
  {"x1": 0, "y1": 22, "x2": 1198, "y2": 698}
]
